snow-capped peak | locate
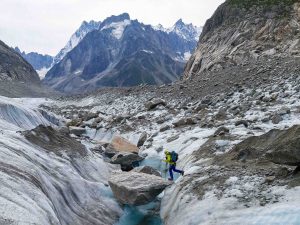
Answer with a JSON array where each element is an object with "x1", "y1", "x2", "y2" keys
[
  {"x1": 53, "y1": 20, "x2": 101, "y2": 64},
  {"x1": 101, "y1": 19, "x2": 131, "y2": 39},
  {"x1": 153, "y1": 24, "x2": 168, "y2": 32},
  {"x1": 152, "y1": 19, "x2": 202, "y2": 41},
  {"x1": 53, "y1": 14, "x2": 202, "y2": 69},
  {"x1": 99, "y1": 13, "x2": 130, "y2": 29},
  {"x1": 169, "y1": 19, "x2": 202, "y2": 41}
]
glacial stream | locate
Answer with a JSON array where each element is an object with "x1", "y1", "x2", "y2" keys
[
  {"x1": 114, "y1": 157, "x2": 165, "y2": 225},
  {"x1": 0, "y1": 96, "x2": 169, "y2": 225},
  {"x1": 87, "y1": 127, "x2": 172, "y2": 225}
]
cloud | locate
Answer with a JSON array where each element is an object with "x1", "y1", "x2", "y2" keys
[{"x1": 0, "y1": 0, "x2": 225, "y2": 55}]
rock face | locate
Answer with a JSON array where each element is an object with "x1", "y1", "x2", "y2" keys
[
  {"x1": 108, "y1": 171, "x2": 171, "y2": 205},
  {"x1": 0, "y1": 40, "x2": 40, "y2": 83},
  {"x1": 183, "y1": 0, "x2": 300, "y2": 79},
  {"x1": 14, "y1": 47, "x2": 53, "y2": 71},
  {"x1": 44, "y1": 13, "x2": 201, "y2": 93},
  {"x1": 0, "y1": 40, "x2": 55, "y2": 97},
  {"x1": 53, "y1": 20, "x2": 102, "y2": 64}
]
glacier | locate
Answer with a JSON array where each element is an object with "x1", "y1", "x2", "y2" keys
[{"x1": 0, "y1": 96, "x2": 122, "y2": 225}]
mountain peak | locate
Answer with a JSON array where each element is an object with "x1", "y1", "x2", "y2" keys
[
  {"x1": 118, "y1": 12, "x2": 130, "y2": 20},
  {"x1": 80, "y1": 20, "x2": 101, "y2": 29},
  {"x1": 14, "y1": 47, "x2": 22, "y2": 54},
  {"x1": 169, "y1": 20, "x2": 202, "y2": 42},
  {"x1": 175, "y1": 19, "x2": 185, "y2": 26},
  {"x1": 100, "y1": 13, "x2": 130, "y2": 28}
]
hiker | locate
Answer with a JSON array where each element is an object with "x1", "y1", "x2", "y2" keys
[{"x1": 164, "y1": 150, "x2": 184, "y2": 181}]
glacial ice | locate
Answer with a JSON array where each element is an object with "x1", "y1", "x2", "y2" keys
[{"x1": 0, "y1": 96, "x2": 122, "y2": 225}]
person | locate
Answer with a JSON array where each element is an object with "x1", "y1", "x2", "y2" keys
[{"x1": 164, "y1": 150, "x2": 184, "y2": 181}]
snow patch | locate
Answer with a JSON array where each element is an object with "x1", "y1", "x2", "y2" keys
[
  {"x1": 183, "y1": 51, "x2": 192, "y2": 61},
  {"x1": 101, "y1": 20, "x2": 131, "y2": 39},
  {"x1": 141, "y1": 50, "x2": 154, "y2": 54},
  {"x1": 37, "y1": 67, "x2": 50, "y2": 79}
]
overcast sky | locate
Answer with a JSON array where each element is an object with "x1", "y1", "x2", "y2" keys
[{"x1": 0, "y1": 0, "x2": 225, "y2": 56}]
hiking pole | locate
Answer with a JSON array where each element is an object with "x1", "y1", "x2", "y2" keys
[{"x1": 164, "y1": 162, "x2": 168, "y2": 180}]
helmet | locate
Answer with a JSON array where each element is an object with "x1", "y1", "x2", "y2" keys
[{"x1": 164, "y1": 150, "x2": 169, "y2": 154}]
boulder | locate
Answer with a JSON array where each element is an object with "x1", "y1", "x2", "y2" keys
[
  {"x1": 232, "y1": 125, "x2": 300, "y2": 166},
  {"x1": 132, "y1": 166, "x2": 161, "y2": 177},
  {"x1": 94, "y1": 117, "x2": 103, "y2": 123},
  {"x1": 89, "y1": 121, "x2": 98, "y2": 129},
  {"x1": 137, "y1": 132, "x2": 148, "y2": 147},
  {"x1": 114, "y1": 114, "x2": 131, "y2": 123},
  {"x1": 214, "y1": 108, "x2": 227, "y2": 121},
  {"x1": 90, "y1": 142, "x2": 109, "y2": 153},
  {"x1": 277, "y1": 107, "x2": 291, "y2": 116},
  {"x1": 194, "y1": 103, "x2": 208, "y2": 112},
  {"x1": 69, "y1": 126, "x2": 86, "y2": 136},
  {"x1": 84, "y1": 112, "x2": 98, "y2": 121},
  {"x1": 108, "y1": 171, "x2": 171, "y2": 205},
  {"x1": 271, "y1": 114, "x2": 282, "y2": 124},
  {"x1": 160, "y1": 125, "x2": 171, "y2": 132},
  {"x1": 105, "y1": 136, "x2": 139, "y2": 157},
  {"x1": 173, "y1": 117, "x2": 197, "y2": 127},
  {"x1": 172, "y1": 118, "x2": 186, "y2": 127},
  {"x1": 111, "y1": 152, "x2": 144, "y2": 167},
  {"x1": 235, "y1": 120, "x2": 249, "y2": 128},
  {"x1": 167, "y1": 134, "x2": 180, "y2": 143},
  {"x1": 144, "y1": 98, "x2": 166, "y2": 110},
  {"x1": 214, "y1": 126, "x2": 229, "y2": 137},
  {"x1": 66, "y1": 118, "x2": 82, "y2": 127}
]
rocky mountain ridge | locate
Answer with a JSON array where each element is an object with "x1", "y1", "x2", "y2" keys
[
  {"x1": 0, "y1": 40, "x2": 40, "y2": 83},
  {"x1": 14, "y1": 47, "x2": 54, "y2": 78},
  {"x1": 44, "y1": 13, "x2": 202, "y2": 93},
  {"x1": 53, "y1": 20, "x2": 102, "y2": 64},
  {"x1": 184, "y1": 0, "x2": 300, "y2": 79},
  {"x1": 14, "y1": 47, "x2": 53, "y2": 71}
]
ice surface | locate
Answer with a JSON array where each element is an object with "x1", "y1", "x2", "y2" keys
[
  {"x1": 0, "y1": 96, "x2": 122, "y2": 224},
  {"x1": 42, "y1": 75, "x2": 300, "y2": 225},
  {"x1": 162, "y1": 184, "x2": 300, "y2": 225}
]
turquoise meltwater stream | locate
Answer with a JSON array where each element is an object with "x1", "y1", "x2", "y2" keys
[{"x1": 115, "y1": 157, "x2": 166, "y2": 225}]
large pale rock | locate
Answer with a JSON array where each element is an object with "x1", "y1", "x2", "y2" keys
[
  {"x1": 108, "y1": 171, "x2": 171, "y2": 205},
  {"x1": 132, "y1": 166, "x2": 161, "y2": 177},
  {"x1": 106, "y1": 136, "x2": 139, "y2": 157}
]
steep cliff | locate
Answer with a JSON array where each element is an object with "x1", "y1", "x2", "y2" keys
[
  {"x1": 0, "y1": 40, "x2": 40, "y2": 83},
  {"x1": 184, "y1": 0, "x2": 300, "y2": 79}
]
